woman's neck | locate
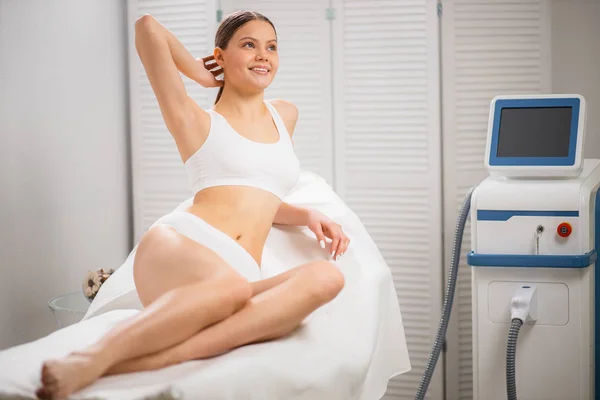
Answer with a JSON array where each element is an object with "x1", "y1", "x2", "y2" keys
[{"x1": 214, "y1": 85, "x2": 266, "y2": 120}]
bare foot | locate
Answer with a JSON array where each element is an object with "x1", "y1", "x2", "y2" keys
[
  {"x1": 36, "y1": 351, "x2": 108, "y2": 399},
  {"x1": 105, "y1": 349, "x2": 171, "y2": 376}
]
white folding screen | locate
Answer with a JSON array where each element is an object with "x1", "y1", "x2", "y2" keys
[
  {"x1": 331, "y1": 0, "x2": 443, "y2": 398},
  {"x1": 440, "y1": 1, "x2": 551, "y2": 399}
]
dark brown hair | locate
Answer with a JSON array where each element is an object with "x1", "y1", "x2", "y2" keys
[{"x1": 213, "y1": 10, "x2": 277, "y2": 105}]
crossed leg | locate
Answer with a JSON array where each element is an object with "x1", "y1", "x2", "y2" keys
[
  {"x1": 36, "y1": 225, "x2": 344, "y2": 399},
  {"x1": 104, "y1": 259, "x2": 344, "y2": 375}
]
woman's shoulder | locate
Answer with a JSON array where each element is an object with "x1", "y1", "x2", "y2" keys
[
  {"x1": 267, "y1": 99, "x2": 299, "y2": 137},
  {"x1": 267, "y1": 99, "x2": 297, "y2": 113}
]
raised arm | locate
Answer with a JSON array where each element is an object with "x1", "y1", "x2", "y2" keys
[{"x1": 134, "y1": 15, "x2": 222, "y2": 160}]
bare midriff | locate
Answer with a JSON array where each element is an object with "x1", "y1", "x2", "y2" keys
[{"x1": 183, "y1": 185, "x2": 282, "y2": 267}]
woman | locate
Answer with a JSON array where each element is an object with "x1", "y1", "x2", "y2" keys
[{"x1": 36, "y1": 10, "x2": 350, "y2": 399}]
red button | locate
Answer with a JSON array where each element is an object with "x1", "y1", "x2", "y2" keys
[{"x1": 557, "y1": 222, "x2": 572, "y2": 238}]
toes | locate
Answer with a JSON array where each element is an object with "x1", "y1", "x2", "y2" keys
[
  {"x1": 36, "y1": 387, "x2": 51, "y2": 400},
  {"x1": 41, "y1": 372, "x2": 55, "y2": 386},
  {"x1": 41, "y1": 363, "x2": 57, "y2": 385},
  {"x1": 40, "y1": 362, "x2": 60, "y2": 399}
]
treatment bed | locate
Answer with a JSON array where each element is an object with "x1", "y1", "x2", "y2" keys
[{"x1": 0, "y1": 171, "x2": 411, "y2": 400}]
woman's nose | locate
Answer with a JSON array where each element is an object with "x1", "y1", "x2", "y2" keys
[{"x1": 255, "y1": 52, "x2": 267, "y2": 62}]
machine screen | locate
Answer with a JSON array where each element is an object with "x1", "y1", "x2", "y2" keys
[{"x1": 496, "y1": 107, "x2": 572, "y2": 158}]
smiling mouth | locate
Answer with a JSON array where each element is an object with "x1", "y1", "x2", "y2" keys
[{"x1": 249, "y1": 67, "x2": 270, "y2": 75}]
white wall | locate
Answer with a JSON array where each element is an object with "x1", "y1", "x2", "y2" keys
[
  {"x1": 0, "y1": 0, "x2": 131, "y2": 349},
  {"x1": 551, "y1": 0, "x2": 600, "y2": 156}
]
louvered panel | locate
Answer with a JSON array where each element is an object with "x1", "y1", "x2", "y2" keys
[
  {"x1": 128, "y1": 0, "x2": 216, "y2": 240},
  {"x1": 140, "y1": 182, "x2": 191, "y2": 228},
  {"x1": 337, "y1": 6, "x2": 430, "y2": 180},
  {"x1": 333, "y1": 1, "x2": 443, "y2": 399},
  {"x1": 453, "y1": 2, "x2": 547, "y2": 171},
  {"x1": 347, "y1": 185, "x2": 437, "y2": 400},
  {"x1": 219, "y1": 0, "x2": 333, "y2": 184},
  {"x1": 441, "y1": 1, "x2": 550, "y2": 399}
]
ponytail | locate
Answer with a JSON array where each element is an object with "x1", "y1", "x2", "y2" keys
[{"x1": 214, "y1": 81, "x2": 224, "y2": 105}]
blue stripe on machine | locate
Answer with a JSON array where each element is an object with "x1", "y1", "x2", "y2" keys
[
  {"x1": 477, "y1": 210, "x2": 579, "y2": 221},
  {"x1": 594, "y1": 189, "x2": 599, "y2": 399},
  {"x1": 467, "y1": 250, "x2": 596, "y2": 268}
]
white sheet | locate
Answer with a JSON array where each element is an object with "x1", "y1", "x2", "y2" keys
[{"x1": 0, "y1": 171, "x2": 411, "y2": 400}]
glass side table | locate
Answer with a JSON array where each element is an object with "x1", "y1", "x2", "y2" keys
[{"x1": 48, "y1": 292, "x2": 91, "y2": 329}]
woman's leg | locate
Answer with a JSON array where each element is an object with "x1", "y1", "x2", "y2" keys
[
  {"x1": 104, "y1": 260, "x2": 345, "y2": 375},
  {"x1": 37, "y1": 225, "x2": 253, "y2": 400}
]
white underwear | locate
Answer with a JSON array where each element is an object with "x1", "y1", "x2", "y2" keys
[{"x1": 152, "y1": 210, "x2": 263, "y2": 283}]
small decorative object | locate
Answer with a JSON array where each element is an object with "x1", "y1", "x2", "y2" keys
[
  {"x1": 48, "y1": 292, "x2": 92, "y2": 329},
  {"x1": 82, "y1": 268, "x2": 115, "y2": 302}
]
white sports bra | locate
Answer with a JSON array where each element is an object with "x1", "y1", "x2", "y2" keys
[{"x1": 183, "y1": 100, "x2": 301, "y2": 200}]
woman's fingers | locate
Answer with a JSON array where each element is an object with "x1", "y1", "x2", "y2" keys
[
  {"x1": 193, "y1": 56, "x2": 224, "y2": 88},
  {"x1": 340, "y1": 236, "x2": 350, "y2": 256},
  {"x1": 324, "y1": 223, "x2": 350, "y2": 261},
  {"x1": 330, "y1": 233, "x2": 341, "y2": 260},
  {"x1": 334, "y1": 232, "x2": 350, "y2": 259},
  {"x1": 202, "y1": 57, "x2": 220, "y2": 71},
  {"x1": 336, "y1": 235, "x2": 347, "y2": 259}
]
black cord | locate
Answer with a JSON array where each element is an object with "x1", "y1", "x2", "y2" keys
[{"x1": 506, "y1": 318, "x2": 523, "y2": 400}]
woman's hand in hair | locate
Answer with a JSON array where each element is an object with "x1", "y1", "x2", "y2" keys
[{"x1": 195, "y1": 55, "x2": 224, "y2": 88}]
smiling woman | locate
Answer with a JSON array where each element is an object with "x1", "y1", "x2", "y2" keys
[{"x1": 33, "y1": 9, "x2": 352, "y2": 399}]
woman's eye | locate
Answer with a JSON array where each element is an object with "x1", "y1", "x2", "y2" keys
[
  {"x1": 269, "y1": 45, "x2": 277, "y2": 51},
  {"x1": 243, "y1": 42, "x2": 254, "y2": 48}
]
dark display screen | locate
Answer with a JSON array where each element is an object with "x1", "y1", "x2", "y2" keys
[{"x1": 497, "y1": 107, "x2": 572, "y2": 157}]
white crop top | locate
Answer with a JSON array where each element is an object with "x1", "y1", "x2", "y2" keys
[{"x1": 183, "y1": 100, "x2": 301, "y2": 200}]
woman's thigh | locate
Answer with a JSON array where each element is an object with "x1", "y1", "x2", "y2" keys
[
  {"x1": 250, "y1": 260, "x2": 344, "y2": 298},
  {"x1": 133, "y1": 224, "x2": 244, "y2": 307}
]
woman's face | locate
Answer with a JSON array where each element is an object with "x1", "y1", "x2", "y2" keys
[{"x1": 216, "y1": 20, "x2": 279, "y2": 93}]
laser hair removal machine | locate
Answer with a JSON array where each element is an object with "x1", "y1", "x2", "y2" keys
[{"x1": 415, "y1": 94, "x2": 599, "y2": 400}]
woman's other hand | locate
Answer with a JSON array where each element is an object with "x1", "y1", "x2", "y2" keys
[
  {"x1": 196, "y1": 55, "x2": 224, "y2": 88},
  {"x1": 306, "y1": 210, "x2": 350, "y2": 261}
]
